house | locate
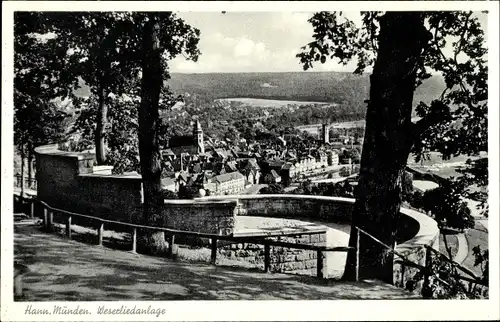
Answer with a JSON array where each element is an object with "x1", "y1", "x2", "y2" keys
[
  {"x1": 191, "y1": 162, "x2": 203, "y2": 174},
  {"x1": 176, "y1": 172, "x2": 189, "y2": 188},
  {"x1": 213, "y1": 149, "x2": 230, "y2": 162},
  {"x1": 168, "y1": 120, "x2": 205, "y2": 155},
  {"x1": 276, "y1": 136, "x2": 287, "y2": 146},
  {"x1": 212, "y1": 162, "x2": 227, "y2": 176},
  {"x1": 225, "y1": 160, "x2": 239, "y2": 173},
  {"x1": 238, "y1": 158, "x2": 261, "y2": 185},
  {"x1": 161, "y1": 149, "x2": 176, "y2": 161},
  {"x1": 161, "y1": 177, "x2": 177, "y2": 192},
  {"x1": 267, "y1": 160, "x2": 286, "y2": 172},
  {"x1": 237, "y1": 151, "x2": 253, "y2": 159},
  {"x1": 264, "y1": 170, "x2": 281, "y2": 184},
  {"x1": 280, "y1": 162, "x2": 296, "y2": 184},
  {"x1": 313, "y1": 151, "x2": 328, "y2": 167},
  {"x1": 326, "y1": 150, "x2": 339, "y2": 166},
  {"x1": 190, "y1": 172, "x2": 216, "y2": 193},
  {"x1": 330, "y1": 141, "x2": 345, "y2": 149},
  {"x1": 292, "y1": 158, "x2": 306, "y2": 174},
  {"x1": 306, "y1": 154, "x2": 316, "y2": 170},
  {"x1": 211, "y1": 171, "x2": 246, "y2": 195}
]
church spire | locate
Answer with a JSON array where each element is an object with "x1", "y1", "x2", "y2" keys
[{"x1": 193, "y1": 119, "x2": 204, "y2": 154}]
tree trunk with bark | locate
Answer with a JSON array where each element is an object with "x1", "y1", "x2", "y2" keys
[
  {"x1": 20, "y1": 145, "x2": 25, "y2": 197},
  {"x1": 343, "y1": 12, "x2": 430, "y2": 283},
  {"x1": 136, "y1": 14, "x2": 167, "y2": 254},
  {"x1": 27, "y1": 142, "x2": 33, "y2": 189},
  {"x1": 95, "y1": 84, "x2": 108, "y2": 165}
]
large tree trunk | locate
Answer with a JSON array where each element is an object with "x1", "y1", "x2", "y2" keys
[
  {"x1": 343, "y1": 12, "x2": 429, "y2": 283},
  {"x1": 27, "y1": 142, "x2": 33, "y2": 190},
  {"x1": 20, "y1": 145, "x2": 25, "y2": 197},
  {"x1": 95, "y1": 84, "x2": 108, "y2": 165},
  {"x1": 137, "y1": 14, "x2": 167, "y2": 254}
]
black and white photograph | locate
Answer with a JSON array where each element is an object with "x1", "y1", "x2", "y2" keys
[{"x1": 2, "y1": 1, "x2": 499, "y2": 321}]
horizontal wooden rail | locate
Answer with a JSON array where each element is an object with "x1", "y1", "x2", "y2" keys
[
  {"x1": 355, "y1": 226, "x2": 411, "y2": 263},
  {"x1": 20, "y1": 196, "x2": 352, "y2": 279},
  {"x1": 424, "y1": 245, "x2": 483, "y2": 281},
  {"x1": 36, "y1": 199, "x2": 351, "y2": 252},
  {"x1": 356, "y1": 226, "x2": 451, "y2": 287},
  {"x1": 450, "y1": 273, "x2": 488, "y2": 287}
]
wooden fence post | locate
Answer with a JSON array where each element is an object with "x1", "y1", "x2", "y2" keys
[
  {"x1": 316, "y1": 250, "x2": 324, "y2": 278},
  {"x1": 264, "y1": 244, "x2": 271, "y2": 273},
  {"x1": 400, "y1": 264, "x2": 406, "y2": 288},
  {"x1": 43, "y1": 208, "x2": 48, "y2": 230},
  {"x1": 30, "y1": 200, "x2": 35, "y2": 218},
  {"x1": 97, "y1": 222, "x2": 104, "y2": 246},
  {"x1": 423, "y1": 246, "x2": 432, "y2": 290},
  {"x1": 47, "y1": 211, "x2": 53, "y2": 232},
  {"x1": 355, "y1": 227, "x2": 361, "y2": 281},
  {"x1": 131, "y1": 228, "x2": 137, "y2": 253},
  {"x1": 210, "y1": 237, "x2": 218, "y2": 265},
  {"x1": 167, "y1": 234, "x2": 176, "y2": 258},
  {"x1": 66, "y1": 216, "x2": 72, "y2": 239}
]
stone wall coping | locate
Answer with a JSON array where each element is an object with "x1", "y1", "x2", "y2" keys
[
  {"x1": 233, "y1": 226, "x2": 327, "y2": 238},
  {"x1": 35, "y1": 144, "x2": 94, "y2": 160},
  {"x1": 93, "y1": 165, "x2": 114, "y2": 171},
  {"x1": 197, "y1": 194, "x2": 356, "y2": 203},
  {"x1": 198, "y1": 194, "x2": 440, "y2": 250},
  {"x1": 78, "y1": 173, "x2": 142, "y2": 180},
  {"x1": 396, "y1": 208, "x2": 439, "y2": 250},
  {"x1": 164, "y1": 199, "x2": 238, "y2": 207}
]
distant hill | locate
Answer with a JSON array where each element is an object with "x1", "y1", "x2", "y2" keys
[{"x1": 74, "y1": 71, "x2": 446, "y2": 116}]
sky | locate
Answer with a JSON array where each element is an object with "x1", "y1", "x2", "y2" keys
[
  {"x1": 169, "y1": 12, "x2": 360, "y2": 73},
  {"x1": 169, "y1": 11, "x2": 488, "y2": 74}
]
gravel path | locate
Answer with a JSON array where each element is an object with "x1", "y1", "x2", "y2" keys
[
  {"x1": 453, "y1": 233, "x2": 469, "y2": 264},
  {"x1": 14, "y1": 223, "x2": 419, "y2": 300}
]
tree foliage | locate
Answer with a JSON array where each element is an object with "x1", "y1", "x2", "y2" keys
[
  {"x1": 298, "y1": 11, "x2": 488, "y2": 285},
  {"x1": 14, "y1": 12, "x2": 72, "y2": 193},
  {"x1": 70, "y1": 95, "x2": 140, "y2": 173},
  {"x1": 421, "y1": 181, "x2": 475, "y2": 231},
  {"x1": 297, "y1": 10, "x2": 488, "y2": 196},
  {"x1": 260, "y1": 184, "x2": 285, "y2": 194}
]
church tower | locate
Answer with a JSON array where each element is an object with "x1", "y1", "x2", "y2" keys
[
  {"x1": 322, "y1": 123, "x2": 330, "y2": 144},
  {"x1": 193, "y1": 119, "x2": 205, "y2": 154}
]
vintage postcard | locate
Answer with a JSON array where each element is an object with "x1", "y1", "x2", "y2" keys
[{"x1": 2, "y1": 1, "x2": 499, "y2": 321}]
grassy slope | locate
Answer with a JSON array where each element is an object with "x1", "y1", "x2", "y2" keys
[
  {"x1": 439, "y1": 233, "x2": 459, "y2": 260},
  {"x1": 462, "y1": 222, "x2": 488, "y2": 277}
]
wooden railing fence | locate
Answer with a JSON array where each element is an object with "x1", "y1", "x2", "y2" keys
[
  {"x1": 354, "y1": 226, "x2": 488, "y2": 293},
  {"x1": 15, "y1": 193, "x2": 487, "y2": 292},
  {"x1": 14, "y1": 194, "x2": 352, "y2": 278}
]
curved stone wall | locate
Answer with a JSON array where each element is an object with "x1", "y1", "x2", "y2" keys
[
  {"x1": 198, "y1": 194, "x2": 440, "y2": 287},
  {"x1": 198, "y1": 194, "x2": 437, "y2": 243}
]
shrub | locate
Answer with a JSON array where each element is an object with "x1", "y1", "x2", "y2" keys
[
  {"x1": 421, "y1": 180, "x2": 475, "y2": 231},
  {"x1": 162, "y1": 189, "x2": 178, "y2": 200},
  {"x1": 260, "y1": 184, "x2": 285, "y2": 194}
]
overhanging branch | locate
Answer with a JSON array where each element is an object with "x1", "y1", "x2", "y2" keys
[{"x1": 411, "y1": 100, "x2": 451, "y2": 139}]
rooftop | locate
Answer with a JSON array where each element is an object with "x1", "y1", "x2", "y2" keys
[{"x1": 212, "y1": 171, "x2": 244, "y2": 183}]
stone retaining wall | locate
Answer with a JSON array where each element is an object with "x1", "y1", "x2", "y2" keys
[
  {"x1": 34, "y1": 145, "x2": 237, "y2": 236},
  {"x1": 199, "y1": 194, "x2": 440, "y2": 288},
  {"x1": 220, "y1": 232, "x2": 327, "y2": 276}
]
